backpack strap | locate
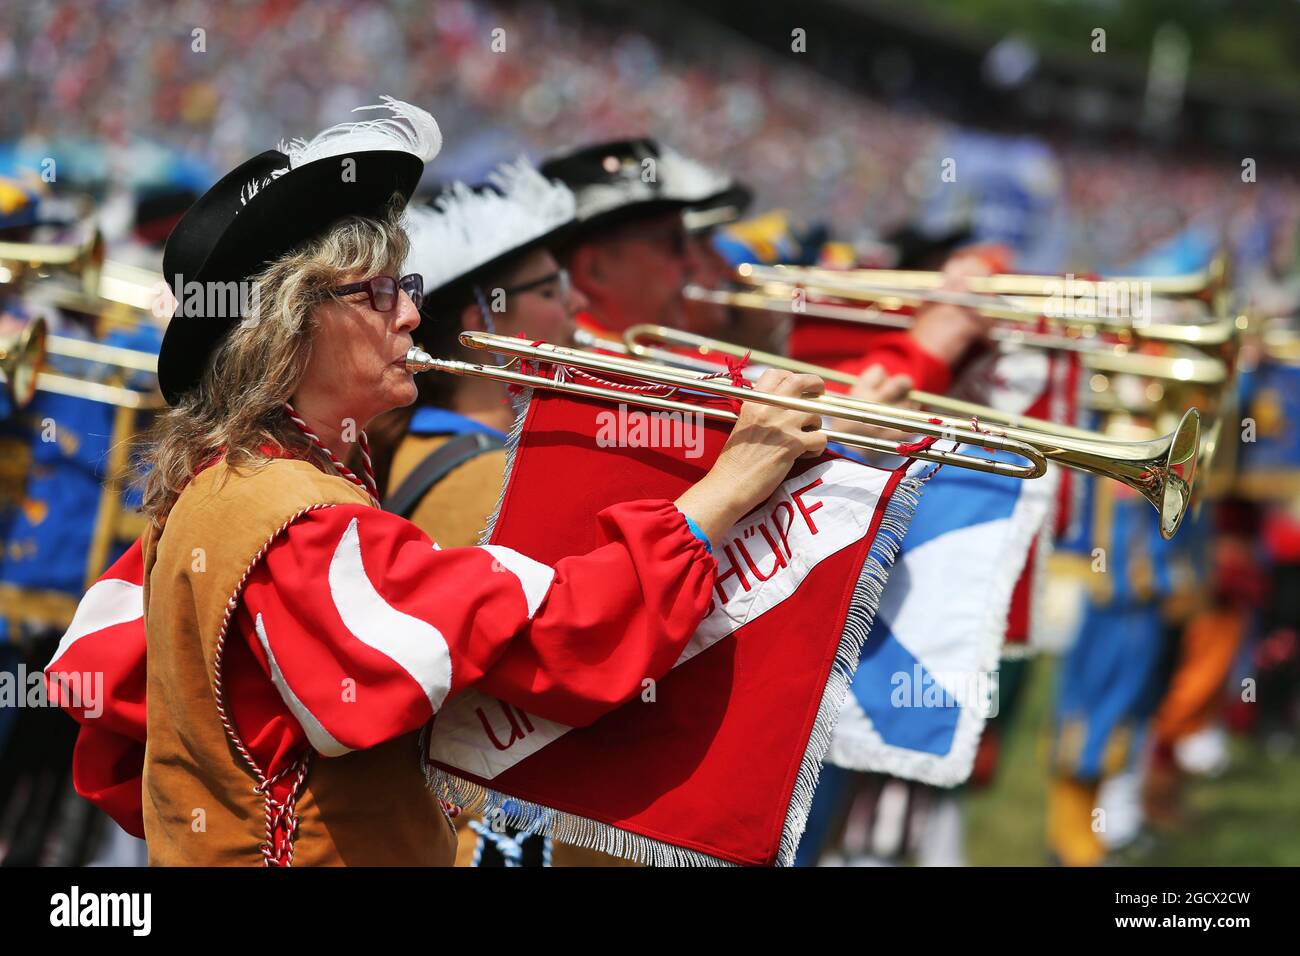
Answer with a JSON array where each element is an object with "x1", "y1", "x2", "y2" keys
[{"x1": 382, "y1": 431, "x2": 505, "y2": 519}]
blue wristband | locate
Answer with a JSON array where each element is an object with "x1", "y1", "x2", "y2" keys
[{"x1": 680, "y1": 512, "x2": 714, "y2": 554}]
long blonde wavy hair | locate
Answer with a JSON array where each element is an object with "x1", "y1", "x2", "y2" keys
[{"x1": 140, "y1": 197, "x2": 410, "y2": 526}]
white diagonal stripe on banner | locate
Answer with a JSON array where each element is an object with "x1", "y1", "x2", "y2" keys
[{"x1": 430, "y1": 457, "x2": 891, "y2": 780}]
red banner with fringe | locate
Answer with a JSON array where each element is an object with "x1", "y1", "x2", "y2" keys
[{"x1": 427, "y1": 384, "x2": 922, "y2": 866}]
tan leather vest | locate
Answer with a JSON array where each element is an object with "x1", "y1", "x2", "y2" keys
[{"x1": 141, "y1": 456, "x2": 456, "y2": 866}]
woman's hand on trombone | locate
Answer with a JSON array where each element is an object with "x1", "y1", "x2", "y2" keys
[
  {"x1": 828, "y1": 364, "x2": 917, "y2": 441},
  {"x1": 675, "y1": 369, "x2": 828, "y2": 543},
  {"x1": 909, "y1": 250, "x2": 997, "y2": 366}
]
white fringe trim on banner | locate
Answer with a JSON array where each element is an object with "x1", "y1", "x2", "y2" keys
[
  {"x1": 774, "y1": 472, "x2": 924, "y2": 865},
  {"x1": 432, "y1": 452, "x2": 926, "y2": 866},
  {"x1": 477, "y1": 386, "x2": 532, "y2": 547},
  {"x1": 424, "y1": 763, "x2": 735, "y2": 867}
]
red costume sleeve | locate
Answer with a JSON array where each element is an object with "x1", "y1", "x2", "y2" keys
[
  {"x1": 826, "y1": 332, "x2": 953, "y2": 395},
  {"x1": 43, "y1": 540, "x2": 148, "y2": 837},
  {"x1": 239, "y1": 499, "x2": 715, "y2": 754},
  {"x1": 787, "y1": 319, "x2": 953, "y2": 395},
  {"x1": 46, "y1": 500, "x2": 715, "y2": 830}
]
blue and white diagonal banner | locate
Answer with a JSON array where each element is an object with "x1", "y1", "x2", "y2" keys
[{"x1": 826, "y1": 349, "x2": 1061, "y2": 786}]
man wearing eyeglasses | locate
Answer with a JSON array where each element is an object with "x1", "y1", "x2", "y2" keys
[{"x1": 539, "y1": 139, "x2": 726, "y2": 345}]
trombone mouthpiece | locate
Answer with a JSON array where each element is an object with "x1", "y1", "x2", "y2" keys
[{"x1": 405, "y1": 346, "x2": 436, "y2": 372}]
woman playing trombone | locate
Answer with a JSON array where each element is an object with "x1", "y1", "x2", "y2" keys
[{"x1": 47, "y1": 100, "x2": 829, "y2": 867}]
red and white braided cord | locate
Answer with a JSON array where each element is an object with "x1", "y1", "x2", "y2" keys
[
  {"x1": 563, "y1": 365, "x2": 677, "y2": 396},
  {"x1": 210, "y1": 502, "x2": 336, "y2": 866},
  {"x1": 282, "y1": 401, "x2": 380, "y2": 502}
]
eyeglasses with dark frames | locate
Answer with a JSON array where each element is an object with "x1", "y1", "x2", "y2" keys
[
  {"x1": 331, "y1": 273, "x2": 424, "y2": 312},
  {"x1": 496, "y1": 268, "x2": 573, "y2": 302}
]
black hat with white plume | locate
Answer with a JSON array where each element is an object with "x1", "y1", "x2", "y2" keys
[
  {"x1": 539, "y1": 138, "x2": 730, "y2": 240},
  {"x1": 158, "y1": 97, "x2": 442, "y2": 405}
]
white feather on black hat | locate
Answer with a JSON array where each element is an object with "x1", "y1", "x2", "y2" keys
[
  {"x1": 404, "y1": 158, "x2": 576, "y2": 296},
  {"x1": 280, "y1": 97, "x2": 442, "y2": 172},
  {"x1": 539, "y1": 138, "x2": 733, "y2": 236},
  {"x1": 656, "y1": 144, "x2": 732, "y2": 205}
]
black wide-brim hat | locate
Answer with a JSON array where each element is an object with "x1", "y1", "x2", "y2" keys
[
  {"x1": 538, "y1": 138, "x2": 701, "y2": 242},
  {"x1": 683, "y1": 182, "x2": 755, "y2": 234},
  {"x1": 158, "y1": 98, "x2": 441, "y2": 405},
  {"x1": 885, "y1": 222, "x2": 975, "y2": 270}
]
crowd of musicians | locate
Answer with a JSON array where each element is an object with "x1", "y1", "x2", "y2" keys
[{"x1": 1, "y1": 94, "x2": 1297, "y2": 867}]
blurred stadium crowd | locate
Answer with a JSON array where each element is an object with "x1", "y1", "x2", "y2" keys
[{"x1": 4, "y1": 0, "x2": 1299, "y2": 281}]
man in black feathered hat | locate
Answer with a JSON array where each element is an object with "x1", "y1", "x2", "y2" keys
[{"x1": 540, "y1": 138, "x2": 736, "y2": 343}]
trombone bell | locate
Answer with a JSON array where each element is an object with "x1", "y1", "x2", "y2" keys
[
  {"x1": 0, "y1": 228, "x2": 105, "y2": 299},
  {"x1": 1144, "y1": 408, "x2": 1199, "y2": 540},
  {"x1": 0, "y1": 316, "x2": 48, "y2": 410}
]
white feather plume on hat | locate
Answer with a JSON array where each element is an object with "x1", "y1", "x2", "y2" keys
[
  {"x1": 404, "y1": 158, "x2": 576, "y2": 295},
  {"x1": 239, "y1": 97, "x2": 442, "y2": 208},
  {"x1": 656, "y1": 144, "x2": 732, "y2": 204},
  {"x1": 281, "y1": 96, "x2": 442, "y2": 168}
]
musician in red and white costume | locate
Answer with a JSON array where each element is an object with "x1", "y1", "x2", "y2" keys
[
  {"x1": 44, "y1": 101, "x2": 828, "y2": 867},
  {"x1": 539, "y1": 138, "x2": 730, "y2": 345}
]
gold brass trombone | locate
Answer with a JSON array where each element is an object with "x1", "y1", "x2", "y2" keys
[
  {"x1": 0, "y1": 228, "x2": 105, "y2": 299},
  {"x1": 0, "y1": 316, "x2": 48, "y2": 409},
  {"x1": 0, "y1": 322, "x2": 162, "y2": 410},
  {"x1": 0, "y1": 229, "x2": 164, "y2": 406},
  {"x1": 573, "y1": 325, "x2": 728, "y2": 376},
  {"x1": 733, "y1": 257, "x2": 1237, "y2": 369},
  {"x1": 743, "y1": 253, "x2": 1227, "y2": 305},
  {"x1": 0, "y1": 228, "x2": 163, "y2": 328},
  {"x1": 23, "y1": 372, "x2": 162, "y2": 409},
  {"x1": 407, "y1": 331, "x2": 1201, "y2": 539},
  {"x1": 44, "y1": 334, "x2": 159, "y2": 374},
  {"x1": 991, "y1": 294, "x2": 1239, "y2": 350},
  {"x1": 684, "y1": 284, "x2": 1228, "y2": 386},
  {"x1": 623, "y1": 323, "x2": 1200, "y2": 537},
  {"x1": 407, "y1": 334, "x2": 1050, "y2": 478},
  {"x1": 99, "y1": 260, "x2": 167, "y2": 316},
  {"x1": 15, "y1": 257, "x2": 161, "y2": 329},
  {"x1": 34, "y1": 334, "x2": 162, "y2": 408},
  {"x1": 625, "y1": 323, "x2": 1105, "y2": 441}
]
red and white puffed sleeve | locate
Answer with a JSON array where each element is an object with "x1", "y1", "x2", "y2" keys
[
  {"x1": 44, "y1": 539, "x2": 149, "y2": 837},
  {"x1": 238, "y1": 499, "x2": 715, "y2": 756}
]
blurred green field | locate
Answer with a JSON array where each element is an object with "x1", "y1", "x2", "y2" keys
[{"x1": 964, "y1": 656, "x2": 1300, "y2": 866}]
